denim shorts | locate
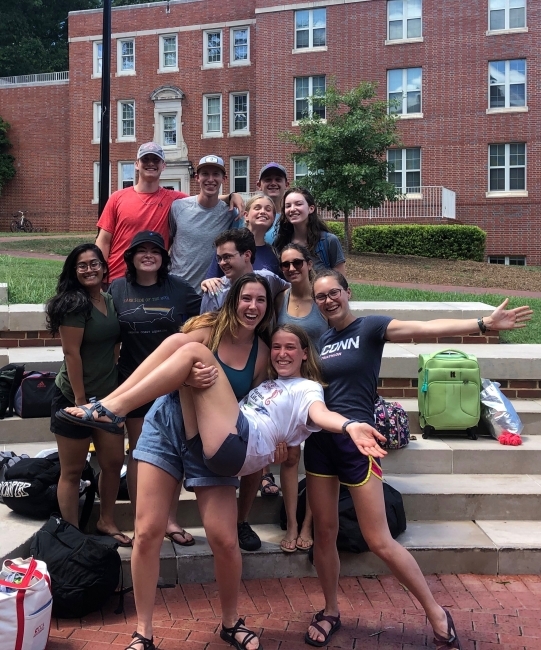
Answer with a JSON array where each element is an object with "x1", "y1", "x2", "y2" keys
[{"x1": 133, "y1": 391, "x2": 242, "y2": 491}]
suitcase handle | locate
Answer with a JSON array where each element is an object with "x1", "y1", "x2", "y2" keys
[{"x1": 426, "y1": 348, "x2": 472, "y2": 361}]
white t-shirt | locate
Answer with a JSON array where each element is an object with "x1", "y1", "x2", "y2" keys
[{"x1": 238, "y1": 377, "x2": 324, "y2": 475}]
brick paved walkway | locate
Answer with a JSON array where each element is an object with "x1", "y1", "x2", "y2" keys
[{"x1": 46, "y1": 574, "x2": 541, "y2": 649}]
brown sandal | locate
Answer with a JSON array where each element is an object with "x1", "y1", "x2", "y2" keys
[
  {"x1": 304, "y1": 609, "x2": 341, "y2": 647},
  {"x1": 433, "y1": 609, "x2": 461, "y2": 649}
]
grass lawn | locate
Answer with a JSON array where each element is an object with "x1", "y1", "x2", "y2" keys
[
  {"x1": 0, "y1": 256, "x2": 63, "y2": 304},
  {"x1": 0, "y1": 235, "x2": 95, "y2": 256}
]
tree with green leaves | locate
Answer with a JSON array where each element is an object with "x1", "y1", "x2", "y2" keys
[
  {"x1": 0, "y1": 117, "x2": 16, "y2": 196},
  {"x1": 282, "y1": 81, "x2": 402, "y2": 253}
]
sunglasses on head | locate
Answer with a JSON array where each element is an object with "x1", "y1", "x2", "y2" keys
[{"x1": 280, "y1": 258, "x2": 306, "y2": 271}]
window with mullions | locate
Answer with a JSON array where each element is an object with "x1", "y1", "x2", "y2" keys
[
  {"x1": 119, "y1": 162, "x2": 135, "y2": 189},
  {"x1": 489, "y1": 0, "x2": 526, "y2": 31},
  {"x1": 93, "y1": 102, "x2": 101, "y2": 142},
  {"x1": 387, "y1": 148, "x2": 421, "y2": 193},
  {"x1": 388, "y1": 68, "x2": 422, "y2": 114},
  {"x1": 231, "y1": 27, "x2": 249, "y2": 63},
  {"x1": 489, "y1": 143, "x2": 525, "y2": 192},
  {"x1": 295, "y1": 9, "x2": 326, "y2": 49},
  {"x1": 204, "y1": 95, "x2": 222, "y2": 136},
  {"x1": 489, "y1": 60, "x2": 526, "y2": 108},
  {"x1": 93, "y1": 42, "x2": 102, "y2": 76},
  {"x1": 162, "y1": 114, "x2": 177, "y2": 146},
  {"x1": 118, "y1": 39, "x2": 135, "y2": 73},
  {"x1": 230, "y1": 93, "x2": 249, "y2": 133},
  {"x1": 295, "y1": 76, "x2": 326, "y2": 121},
  {"x1": 204, "y1": 30, "x2": 222, "y2": 67},
  {"x1": 488, "y1": 255, "x2": 526, "y2": 266},
  {"x1": 231, "y1": 158, "x2": 249, "y2": 193},
  {"x1": 119, "y1": 101, "x2": 135, "y2": 140},
  {"x1": 161, "y1": 35, "x2": 177, "y2": 69},
  {"x1": 294, "y1": 158, "x2": 308, "y2": 181},
  {"x1": 388, "y1": 0, "x2": 422, "y2": 40}
]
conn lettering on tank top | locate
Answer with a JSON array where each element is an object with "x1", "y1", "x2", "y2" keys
[{"x1": 320, "y1": 336, "x2": 360, "y2": 357}]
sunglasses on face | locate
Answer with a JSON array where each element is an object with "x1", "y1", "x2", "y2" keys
[
  {"x1": 76, "y1": 260, "x2": 102, "y2": 272},
  {"x1": 280, "y1": 258, "x2": 306, "y2": 271}
]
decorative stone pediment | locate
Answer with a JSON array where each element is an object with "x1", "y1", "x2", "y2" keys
[{"x1": 150, "y1": 86, "x2": 185, "y2": 101}]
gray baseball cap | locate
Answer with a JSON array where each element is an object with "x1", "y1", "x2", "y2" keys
[
  {"x1": 196, "y1": 154, "x2": 226, "y2": 173},
  {"x1": 137, "y1": 142, "x2": 165, "y2": 161}
]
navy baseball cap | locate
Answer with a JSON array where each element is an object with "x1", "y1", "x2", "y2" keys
[{"x1": 258, "y1": 162, "x2": 288, "y2": 180}]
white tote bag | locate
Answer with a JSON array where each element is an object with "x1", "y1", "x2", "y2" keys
[{"x1": 0, "y1": 557, "x2": 52, "y2": 650}]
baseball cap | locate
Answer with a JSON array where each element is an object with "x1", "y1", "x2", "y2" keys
[
  {"x1": 127, "y1": 230, "x2": 167, "y2": 253},
  {"x1": 196, "y1": 154, "x2": 226, "y2": 174},
  {"x1": 137, "y1": 142, "x2": 165, "y2": 161},
  {"x1": 259, "y1": 162, "x2": 288, "y2": 180}
]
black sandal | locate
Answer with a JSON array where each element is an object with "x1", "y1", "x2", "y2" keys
[
  {"x1": 125, "y1": 631, "x2": 155, "y2": 650},
  {"x1": 304, "y1": 609, "x2": 341, "y2": 647},
  {"x1": 220, "y1": 617, "x2": 263, "y2": 649},
  {"x1": 260, "y1": 472, "x2": 279, "y2": 497},
  {"x1": 433, "y1": 609, "x2": 461, "y2": 649}
]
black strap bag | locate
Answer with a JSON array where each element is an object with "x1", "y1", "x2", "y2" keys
[
  {"x1": 14, "y1": 370, "x2": 57, "y2": 418},
  {"x1": 30, "y1": 515, "x2": 121, "y2": 618},
  {"x1": 0, "y1": 363, "x2": 25, "y2": 419},
  {"x1": 0, "y1": 452, "x2": 96, "y2": 529}
]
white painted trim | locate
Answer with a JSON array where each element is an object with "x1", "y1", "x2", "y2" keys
[
  {"x1": 397, "y1": 112, "x2": 424, "y2": 119},
  {"x1": 255, "y1": 0, "x2": 372, "y2": 15},
  {"x1": 486, "y1": 190, "x2": 528, "y2": 198},
  {"x1": 486, "y1": 27, "x2": 528, "y2": 36},
  {"x1": 292, "y1": 46, "x2": 328, "y2": 54},
  {"x1": 486, "y1": 106, "x2": 528, "y2": 114},
  {"x1": 385, "y1": 36, "x2": 424, "y2": 45}
]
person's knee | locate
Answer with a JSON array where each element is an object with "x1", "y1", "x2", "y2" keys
[
  {"x1": 364, "y1": 531, "x2": 395, "y2": 558},
  {"x1": 206, "y1": 528, "x2": 238, "y2": 556},
  {"x1": 313, "y1": 520, "x2": 338, "y2": 545},
  {"x1": 135, "y1": 519, "x2": 166, "y2": 552}
]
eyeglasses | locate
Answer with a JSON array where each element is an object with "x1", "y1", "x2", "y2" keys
[
  {"x1": 280, "y1": 258, "x2": 305, "y2": 272},
  {"x1": 314, "y1": 287, "x2": 343, "y2": 303},
  {"x1": 75, "y1": 260, "x2": 102, "y2": 272},
  {"x1": 216, "y1": 252, "x2": 240, "y2": 264}
]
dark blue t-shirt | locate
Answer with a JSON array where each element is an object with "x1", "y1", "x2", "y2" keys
[
  {"x1": 205, "y1": 243, "x2": 282, "y2": 279},
  {"x1": 317, "y1": 316, "x2": 392, "y2": 425}
]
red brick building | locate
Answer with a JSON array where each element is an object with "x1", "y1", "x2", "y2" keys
[{"x1": 0, "y1": 0, "x2": 539, "y2": 264}]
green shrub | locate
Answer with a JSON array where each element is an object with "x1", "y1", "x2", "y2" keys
[
  {"x1": 351, "y1": 224, "x2": 486, "y2": 261},
  {"x1": 324, "y1": 220, "x2": 345, "y2": 241}
]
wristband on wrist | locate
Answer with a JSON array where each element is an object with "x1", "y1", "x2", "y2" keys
[
  {"x1": 477, "y1": 317, "x2": 487, "y2": 334},
  {"x1": 341, "y1": 419, "x2": 359, "y2": 435}
]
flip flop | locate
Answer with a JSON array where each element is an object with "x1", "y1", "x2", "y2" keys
[
  {"x1": 434, "y1": 608, "x2": 462, "y2": 649},
  {"x1": 296, "y1": 536, "x2": 313, "y2": 551},
  {"x1": 304, "y1": 609, "x2": 341, "y2": 647},
  {"x1": 96, "y1": 528, "x2": 132, "y2": 548},
  {"x1": 280, "y1": 537, "x2": 297, "y2": 553},
  {"x1": 57, "y1": 401, "x2": 126, "y2": 434},
  {"x1": 165, "y1": 530, "x2": 195, "y2": 547}
]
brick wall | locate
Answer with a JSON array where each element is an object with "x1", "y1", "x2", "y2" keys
[
  {"x1": 378, "y1": 378, "x2": 541, "y2": 400},
  {"x1": 0, "y1": 331, "x2": 61, "y2": 347},
  {"x1": 0, "y1": 0, "x2": 540, "y2": 261}
]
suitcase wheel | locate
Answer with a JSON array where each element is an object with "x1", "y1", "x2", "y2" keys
[
  {"x1": 467, "y1": 427, "x2": 478, "y2": 441},
  {"x1": 422, "y1": 425, "x2": 435, "y2": 439}
]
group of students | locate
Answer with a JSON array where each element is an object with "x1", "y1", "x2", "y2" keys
[{"x1": 45, "y1": 149, "x2": 532, "y2": 650}]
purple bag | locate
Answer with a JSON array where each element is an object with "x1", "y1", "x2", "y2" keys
[{"x1": 374, "y1": 396, "x2": 410, "y2": 450}]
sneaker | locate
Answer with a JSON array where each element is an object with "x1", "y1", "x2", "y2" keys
[{"x1": 237, "y1": 521, "x2": 261, "y2": 551}]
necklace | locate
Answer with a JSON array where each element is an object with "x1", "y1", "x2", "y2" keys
[{"x1": 135, "y1": 187, "x2": 162, "y2": 206}]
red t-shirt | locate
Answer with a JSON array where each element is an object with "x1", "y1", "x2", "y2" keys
[{"x1": 97, "y1": 186, "x2": 188, "y2": 281}]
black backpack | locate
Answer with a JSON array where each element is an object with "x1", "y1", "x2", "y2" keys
[
  {"x1": 30, "y1": 515, "x2": 121, "y2": 618},
  {"x1": 0, "y1": 363, "x2": 25, "y2": 419},
  {"x1": 0, "y1": 452, "x2": 96, "y2": 530}
]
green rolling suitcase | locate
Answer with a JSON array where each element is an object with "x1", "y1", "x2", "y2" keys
[{"x1": 418, "y1": 348, "x2": 481, "y2": 440}]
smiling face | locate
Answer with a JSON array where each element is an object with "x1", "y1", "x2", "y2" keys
[
  {"x1": 216, "y1": 241, "x2": 251, "y2": 281},
  {"x1": 133, "y1": 243, "x2": 163, "y2": 275},
  {"x1": 280, "y1": 247, "x2": 311, "y2": 286},
  {"x1": 284, "y1": 191, "x2": 314, "y2": 226},
  {"x1": 257, "y1": 173, "x2": 289, "y2": 204},
  {"x1": 75, "y1": 250, "x2": 104, "y2": 290},
  {"x1": 136, "y1": 154, "x2": 165, "y2": 182},
  {"x1": 270, "y1": 330, "x2": 307, "y2": 378},
  {"x1": 196, "y1": 166, "x2": 225, "y2": 200},
  {"x1": 244, "y1": 196, "x2": 275, "y2": 234},
  {"x1": 313, "y1": 275, "x2": 351, "y2": 324},
  {"x1": 235, "y1": 281, "x2": 268, "y2": 330}
]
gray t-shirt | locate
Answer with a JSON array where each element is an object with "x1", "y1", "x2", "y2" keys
[{"x1": 169, "y1": 196, "x2": 237, "y2": 293}]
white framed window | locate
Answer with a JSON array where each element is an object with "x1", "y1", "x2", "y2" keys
[
  {"x1": 203, "y1": 30, "x2": 222, "y2": 68},
  {"x1": 488, "y1": 60, "x2": 526, "y2": 110},
  {"x1": 92, "y1": 162, "x2": 111, "y2": 204},
  {"x1": 488, "y1": 255, "x2": 526, "y2": 266},
  {"x1": 489, "y1": 0, "x2": 526, "y2": 32},
  {"x1": 117, "y1": 100, "x2": 135, "y2": 141},
  {"x1": 387, "y1": 148, "x2": 421, "y2": 193},
  {"x1": 294, "y1": 158, "x2": 308, "y2": 181},
  {"x1": 162, "y1": 113, "x2": 178, "y2": 146},
  {"x1": 388, "y1": 68, "x2": 422, "y2": 116},
  {"x1": 159, "y1": 35, "x2": 178, "y2": 72},
  {"x1": 230, "y1": 157, "x2": 249, "y2": 193},
  {"x1": 229, "y1": 93, "x2": 249, "y2": 135},
  {"x1": 294, "y1": 76, "x2": 326, "y2": 122},
  {"x1": 387, "y1": 0, "x2": 422, "y2": 41},
  {"x1": 488, "y1": 143, "x2": 526, "y2": 194},
  {"x1": 118, "y1": 162, "x2": 135, "y2": 190},
  {"x1": 92, "y1": 101, "x2": 101, "y2": 143},
  {"x1": 117, "y1": 38, "x2": 135, "y2": 75},
  {"x1": 203, "y1": 94, "x2": 222, "y2": 137},
  {"x1": 294, "y1": 9, "x2": 326, "y2": 51},
  {"x1": 93, "y1": 41, "x2": 102, "y2": 77},
  {"x1": 230, "y1": 27, "x2": 250, "y2": 65}
]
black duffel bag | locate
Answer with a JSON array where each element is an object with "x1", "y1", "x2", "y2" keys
[{"x1": 14, "y1": 370, "x2": 57, "y2": 418}]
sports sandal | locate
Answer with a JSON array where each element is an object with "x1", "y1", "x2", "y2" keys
[
  {"x1": 304, "y1": 609, "x2": 341, "y2": 647},
  {"x1": 57, "y1": 401, "x2": 126, "y2": 434},
  {"x1": 220, "y1": 617, "x2": 263, "y2": 649},
  {"x1": 433, "y1": 609, "x2": 461, "y2": 649},
  {"x1": 260, "y1": 472, "x2": 279, "y2": 496},
  {"x1": 125, "y1": 631, "x2": 155, "y2": 650}
]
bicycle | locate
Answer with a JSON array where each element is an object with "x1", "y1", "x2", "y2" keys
[{"x1": 10, "y1": 211, "x2": 34, "y2": 233}]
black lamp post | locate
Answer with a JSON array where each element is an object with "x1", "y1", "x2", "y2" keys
[{"x1": 98, "y1": 0, "x2": 112, "y2": 216}]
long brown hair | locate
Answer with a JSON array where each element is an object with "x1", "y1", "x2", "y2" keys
[
  {"x1": 182, "y1": 273, "x2": 274, "y2": 351},
  {"x1": 268, "y1": 323, "x2": 326, "y2": 386},
  {"x1": 274, "y1": 187, "x2": 329, "y2": 255}
]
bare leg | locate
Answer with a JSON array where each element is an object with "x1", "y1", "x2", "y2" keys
[
  {"x1": 126, "y1": 417, "x2": 143, "y2": 514},
  {"x1": 351, "y1": 475, "x2": 451, "y2": 641},
  {"x1": 280, "y1": 446, "x2": 301, "y2": 550},
  {"x1": 237, "y1": 470, "x2": 262, "y2": 523},
  {"x1": 54, "y1": 433, "x2": 91, "y2": 527},
  {"x1": 93, "y1": 428, "x2": 126, "y2": 539},
  {"x1": 305, "y1": 473, "x2": 341, "y2": 644},
  {"x1": 195, "y1": 486, "x2": 260, "y2": 650},
  {"x1": 131, "y1": 461, "x2": 178, "y2": 643},
  {"x1": 298, "y1": 499, "x2": 314, "y2": 549}
]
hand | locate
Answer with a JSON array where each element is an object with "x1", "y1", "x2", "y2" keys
[
  {"x1": 184, "y1": 361, "x2": 219, "y2": 389},
  {"x1": 346, "y1": 423, "x2": 388, "y2": 459},
  {"x1": 485, "y1": 299, "x2": 532, "y2": 331},
  {"x1": 273, "y1": 442, "x2": 288, "y2": 464},
  {"x1": 230, "y1": 192, "x2": 245, "y2": 216},
  {"x1": 201, "y1": 277, "x2": 225, "y2": 295}
]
